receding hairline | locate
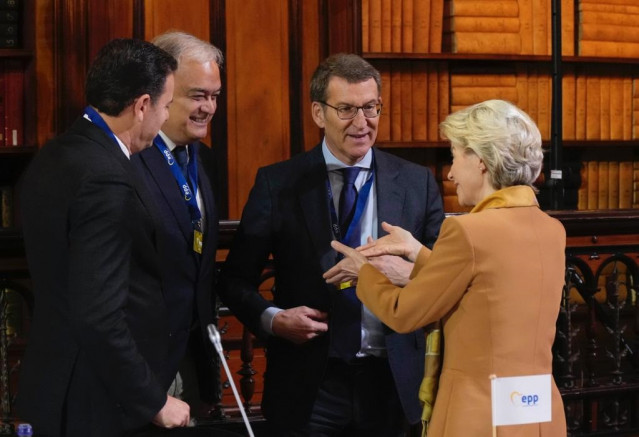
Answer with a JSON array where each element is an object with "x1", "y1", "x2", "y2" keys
[{"x1": 152, "y1": 31, "x2": 224, "y2": 67}]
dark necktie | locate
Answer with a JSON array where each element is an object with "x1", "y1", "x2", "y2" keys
[
  {"x1": 331, "y1": 166, "x2": 363, "y2": 362},
  {"x1": 338, "y1": 167, "x2": 361, "y2": 235},
  {"x1": 173, "y1": 145, "x2": 190, "y2": 188}
]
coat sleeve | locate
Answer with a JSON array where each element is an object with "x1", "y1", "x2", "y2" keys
[
  {"x1": 357, "y1": 217, "x2": 474, "y2": 333},
  {"x1": 218, "y1": 168, "x2": 275, "y2": 337},
  {"x1": 67, "y1": 170, "x2": 166, "y2": 423}
]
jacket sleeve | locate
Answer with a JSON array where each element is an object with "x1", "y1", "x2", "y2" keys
[
  {"x1": 67, "y1": 170, "x2": 166, "y2": 423},
  {"x1": 218, "y1": 168, "x2": 275, "y2": 337},
  {"x1": 357, "y1": 217, "x2": 474, "y2": 333}
]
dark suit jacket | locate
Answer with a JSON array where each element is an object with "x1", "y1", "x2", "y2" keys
[
  {"x1": 17, "y1": 117, "x2": 168, "y2": 436},
  {"x1": 132, "y1": 141, "x2": 219, "y2": 402},
  {"x1": 218, "y1": 144, "x2": 444, "y2": 427}
]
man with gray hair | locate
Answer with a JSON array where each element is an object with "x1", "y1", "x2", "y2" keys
[{"x1": 132, "y1": 31, "x2": 223, "y2": 418}]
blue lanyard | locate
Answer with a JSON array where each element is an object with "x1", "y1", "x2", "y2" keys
[
  {"x1": 84, "y1": 106, "x2": 121, "y2": 146},
  {"x1": 153, "y1": 135, "x2": 202, "y2": 227},
  {"x1": 327, "y1": 164, "x2": 375, "y2": 248}
]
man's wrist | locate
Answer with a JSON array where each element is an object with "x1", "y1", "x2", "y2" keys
[{"x1": 260, "y1": 306, "x2": 283, "y2": 335}]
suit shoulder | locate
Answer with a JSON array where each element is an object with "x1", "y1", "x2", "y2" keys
[
  {"x1": 375, "y1": 148, "x2": 434, "y2": 175},
  {"x1": 256, "y1": 149, "x2": 320, "y2": 182},
  {"x1": 31, "y1": 121, "x2": 128, "y2": 180}
]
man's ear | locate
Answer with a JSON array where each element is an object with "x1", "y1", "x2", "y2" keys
[
  {"x1": 311, "y1": 101, "x2": 325, "y2": 129},
  {"x1": 133, "y1": 94, "x2": 152, "y2": 121}
]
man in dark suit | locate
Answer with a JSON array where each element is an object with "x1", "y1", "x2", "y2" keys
[
  {"x1": 132, "y1": 31, "x2": 223, "y2": 417},
  {"x1": 219, "y1": 54, "x2": 444, "y2": 436},
  {"x1": 16, "y1": 39, "x2": 187, "y2": 436}
]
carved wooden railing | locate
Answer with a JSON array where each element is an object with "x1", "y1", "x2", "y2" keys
[{"x1": 1, "y1": 213, "x2": 639, "y2": 436}]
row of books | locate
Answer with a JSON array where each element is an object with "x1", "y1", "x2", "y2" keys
[
  {"x1": 450, "y1": 65, "x2": 553, "y2": 140},
  {"x1": 562, "y1": 69, "x2": 636, "y2": 141},
  {"x1": 377, "y1": 61, "x2": 449, "y2": 143},
  {"x1": 577, "y1": 161, "x2": 639, "y2": 210},
  {"x1": 375, "y1": 61, "x2": 639, "y2": 143},
  {"x1": 361, "y1": 0, "x2": 444, "y2": 53},
  {"x1": 578, "y1": 0, "x2": 639, "y2": 58},
  {"x1": 0, "y1": 0, "x2": 20, "y2": 48},
  {"x1": 361, "y1": 0, "x2": 575, "y2": 56},
  {"x1": 375, "y1": 63, "x2": 554, "y2": 142},
  {"x1": 0, "y1": 59, "x2": 24, "y2": 147},
  {"x1": 0, "y1": 185, "x2": 13, "y2": 228}
]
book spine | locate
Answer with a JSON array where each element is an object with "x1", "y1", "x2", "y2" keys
[
  {"x1": 0, "y1": 185, "x2": 12, "y2": 227},
  {"x1": 411, "y1": 62, "x2": 428, "y2": 141},
  {"x1": 413, "y1": 0, "x2": 431, "y2": 53},
  {"x1": 391, "y1": 66, "x2": 402, "y2": 141},
  {"x1": 562, "y1": 67, "x2": 576, "y2": 140},
  {"x1": 449, "y1": 0, "x2": 520, "y2": 17},
  {"x1": 580, "y1": 23, "x2": 639, "y2": 43},
  {"x1": 369, "y1": 0, "x2": 382, "y2": 52},
  {"x1": 378, "y1": 61, "x2": 391, "y2": 142},
  {"x1": 444, "y1": 16, "x2": 520, "y2": 33},
  {"x1": 4, "y1": 59, "x2": 23, "y2": 146},
  {"x1": 361, "y1": 0, "x2": 370, "y2": 52},
  {"x1": 619, "y1": 161, "x2": 633, "y2": 208},
  {"x1": 600, "y1": 75, "x2": 611, "y2": 140},
  {"x1": 391, "y1": 0, "x2": 402, "y2": 53},
  {"x1": 401, "y1": 63, "x2": 413, "y2": 141},
  {"x1": 381, "y1": 0, "x2": 392, "y2": 52},
  {"x1": 449, "y1": 31, "x2": 522, "y2": 54},
  {"x1": 608, "y1": 161, "x2": 620, "y2": 209},
  {"x1": 427, "y1": 63, "x2": 439, "y2": 141},
  {"x1": 429, "y1": 0, "x2": 444, "y2": 52},
  {"x1": 562, "y1": 0, "x2": 575, "y2": 56},
  {"x1": 587, "y1": 160, "x2": 599, "y2": 210},
  {"x1": 585, "y1": 75, "x2": 601, "y2": 140},
  {"x1": 402, "y1": 0, "x2": 414, "y2": 52}
]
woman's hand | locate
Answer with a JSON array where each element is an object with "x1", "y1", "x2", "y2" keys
[
  {"x1": 323, "y1": 240, "x2": 369, "y2": 286},
  {"x1": 358, "y1": 222, "x2": 424, "y2": 262}
]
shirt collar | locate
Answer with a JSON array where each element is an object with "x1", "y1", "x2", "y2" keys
[
  {"x1": 159, "y1": 130, "x2": 178, "y2": 152},
  {"x1": 83, "y1": 113, "x2": 130, "y2": 159},
  {"x1": 321, "y1": 138, "x2": 373, "y2": 172}
]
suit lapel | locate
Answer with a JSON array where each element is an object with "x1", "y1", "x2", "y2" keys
[
  {"x1": 374, "y1": 149, "x2": 405, "y2": 235},
  {"x1": 194, "y1": 142, "x2": 218, "y2": 265},
  {"x1": 298, "y1": 145, "x2": 336, "y2": 275},
  {"x1": 139, "y1": 143, "x2": 193, "y2": 242}
]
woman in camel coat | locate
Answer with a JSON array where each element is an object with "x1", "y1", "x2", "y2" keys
[{"x1": 325, "y1": 99, "x2": 567, "y2": 436}]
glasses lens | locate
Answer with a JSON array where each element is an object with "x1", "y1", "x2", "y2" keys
[
  {"x1": 338, "y1": 106, "x2": 358, "y2": 119},
  {"x1": 363, "y1": 104, "x2": 381, "y2": 118}
]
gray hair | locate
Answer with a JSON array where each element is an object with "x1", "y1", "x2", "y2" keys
[
  {"x1": 439, "y1": 99, "x2": 543, "y2": 190},
  {"x1": 152, "y1": 31, "x2": 223, "y2": 67}
]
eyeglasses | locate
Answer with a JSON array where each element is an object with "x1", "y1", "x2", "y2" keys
[{"x1": 318, "y1": 101, "x2": 382, "y2": 120}]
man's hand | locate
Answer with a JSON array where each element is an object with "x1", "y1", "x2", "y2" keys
[
  {"x1": 368, "y1": 255, "x2": 414, "y2": 286},
  {"x1": 323, "y1": 240, "x2": 369, "y2": 286},
  {"x1": 152, "y1": 395, "x2": 190, "y2": 428},
  {"x1": 272, "y1": 306, "x2": 328, "y2": 344}
]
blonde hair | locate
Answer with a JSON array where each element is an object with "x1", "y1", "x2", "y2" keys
[{"x1": 439, "y1": 99, "x2": 543, "y2": 190}]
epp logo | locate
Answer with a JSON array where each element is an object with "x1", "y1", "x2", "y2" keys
[
  {"x1": 163, "y1": 149, "x2": 175, "y2": 165},
  {"x1": 182, "y1": 184, "x2": 192, "y2": 201},
  {"x1": 510, "y1": 391, "x2": 539, "y2": 407}
]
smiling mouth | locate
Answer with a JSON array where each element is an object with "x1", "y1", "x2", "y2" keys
[
  {"x1": 349, "y1": 133, "x2": 368, "y2": 139},
  {"x1": 190, "y1": 115, "x2": 210, "y2": 125}
]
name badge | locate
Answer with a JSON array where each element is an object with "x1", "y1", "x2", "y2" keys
[{"x1": 193, "y1": 229, "x2": 203, "y2": 254}]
